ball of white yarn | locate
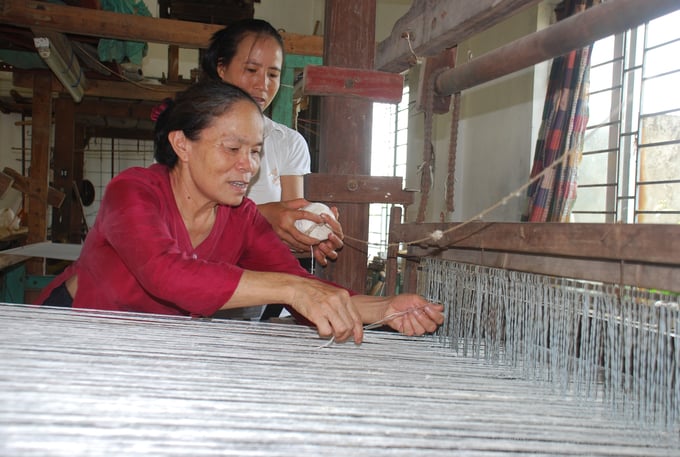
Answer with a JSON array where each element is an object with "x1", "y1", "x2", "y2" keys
[
  {"x1": 294, "y1": 202, "x2": 336, "y2": 241},
  {"x1": 430, "y1": 229, "x2": 444, "y2": 242}
]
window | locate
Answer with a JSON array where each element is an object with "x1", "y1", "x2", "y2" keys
[
  {"x1": 83, "y1": 138, "x2": 155, "y2": 228},
  {"x1": 573, "y1": 10, "x2": 680, "y2": 223},
  {"x1": 368, "y1": 83, "x2": 409, "y2": 262}
]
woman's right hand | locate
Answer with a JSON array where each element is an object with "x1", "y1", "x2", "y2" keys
[
  {"x1": 227, "y1": 271, "x2": 364, "y2": 344},
  {"x1": 287, "y1": 276, "x2": 363, "y2": 344}
]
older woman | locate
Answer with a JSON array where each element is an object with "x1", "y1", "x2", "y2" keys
[
  {"x1": 202, "y1": 19, "x2": 343, "y2": 267},
  {"x1": 37, "y1": 81, "x2": 443, "y2": 344}
]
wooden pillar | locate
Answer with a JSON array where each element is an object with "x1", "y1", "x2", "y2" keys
[
  {"x1": 27, "y1": 71, "x2": 53, "y2": 275},
  {"x1": 317, "y1": 0, "x2": 376, "y2": 293},
  {"x1": 69, "y1": 125, "x2": 86, "y2": 243},
  {"x1": 384, "y1": 205, "x2": 402, "y2": 296},
  {"x1": 51, "y1": 95, "x2": 75, "y2": 244},
  {"x1": 167, "y1": 45, "x2": 179, "y2": 82}
]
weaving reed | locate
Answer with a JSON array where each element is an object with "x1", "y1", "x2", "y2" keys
[{"x1": 419, "y1": 257, "x2": 680, "y2": 429}]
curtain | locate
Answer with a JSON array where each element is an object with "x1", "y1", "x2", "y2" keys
[{"x1": 523, "y1": 0, "x2": 595, "y2": 222}]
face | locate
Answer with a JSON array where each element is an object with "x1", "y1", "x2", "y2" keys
[
  {"x1": 217, "y1": 34, "x2": 283, "y2": 111},
  {"x1": 177, "y1": 100, "x2": 264, "y2": 207}
]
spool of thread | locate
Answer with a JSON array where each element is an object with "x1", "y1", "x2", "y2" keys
[{"x1": 294, "y1": 202, "x2": 336, "y2": 241}]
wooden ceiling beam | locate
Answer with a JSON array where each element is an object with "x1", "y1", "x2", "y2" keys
[
  {"x1": 0, "y1": 0, "x2": 323, "y2": 55},
  {"x1": 13, "y1": 71, "x2": 181, "y2": 102},
  {"x1": 375, "y1": 0, "x2": 541, "y2": 73},
  {"x1": 0, "y1": 91, "x2": 158, "y2": 119},
  {"x1": 74, "y1": 99, "x2": 157, "y2": 119}
]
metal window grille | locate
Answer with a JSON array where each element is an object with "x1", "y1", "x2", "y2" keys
[{"x1": 574, "y1": 10, "x2": 680, "y2": 223}]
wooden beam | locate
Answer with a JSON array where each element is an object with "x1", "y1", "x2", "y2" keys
[
  {"x1": 0, "y1": 88, "x2": 155, "y2": 136},
  {"x1": 436, "y1": 0, "x2": 680, "y2": 95},
  {"x1": 26, "y1": 71, "x2": 51, "y2": 275},
  {"x1": 408, "y1": 246, "x2": 680, "y2": 295},
  {"x1": 302, "y1": 66, "x2": 404, "y2": 104},
  {"x1": 391, "y1": 221, "x2": 680, "y2": 266},
  {"x1": 31, "y1": 28, "x2": 87, "y2": 102},
  {"x1": 13, "y1": 71, "x2": 181, "y2": 102},
  {"x1": 75, "y1": 99, "x2": 157, "y2": 119},
  {"x1": 0, "y1": 0, "x2": 323, "y2": 55},
  {"x1": 3, "y1": 168, "x2": 65, "y2": 209},
  {"x1": 0, "y1": 171, "x2": 14, "y2": 198},
  {"x1": 304, "y1": 174, "x2": 414, "y2": 205},
  {"x1": 51, "y1": 96, "x2": 76, "y2": 244},
  {"x1": 375, "y1": 0, "x2": 541, "y2": 73}
]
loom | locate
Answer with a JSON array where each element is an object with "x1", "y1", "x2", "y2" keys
[
  {"x1": 2, "y1": 1, "x2": 679, "y2": 455},
  {"x1": 0, "y1": 301, "x2": 678, "y2": 456}
]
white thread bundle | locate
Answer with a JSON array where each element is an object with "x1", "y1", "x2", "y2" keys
[
  {"x1": 2, "y1": 303, "x2": 679, "y2": 455},
  {"x1": 294, "y1": 202, "x2": 336, "y2": 241}
]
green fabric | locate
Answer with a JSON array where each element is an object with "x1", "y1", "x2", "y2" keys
[
  {"x1": 0, "y1": 50, "x2": 47, "y2": 70},
  {"x1": 97, "y1": 0, "x2": 151, "y2": 65}
]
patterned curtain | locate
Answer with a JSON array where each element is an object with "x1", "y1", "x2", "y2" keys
[{"x1": 522, "y1": 0, "x2": 595, "y2": 222}]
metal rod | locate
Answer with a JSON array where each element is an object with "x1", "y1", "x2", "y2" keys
[{"x1": 435, "y1": 0, "x2": 680, "y2": 96}]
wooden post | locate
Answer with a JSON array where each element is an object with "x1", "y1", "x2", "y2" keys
[
  {"x1": 384, "y1": 205, "x2": 402, "y2": 296},
  {"x1": 26, "y1": 71, "x2": 53, "y2": 276},
  {"x1": 167, "y1": 45, "x2": 179, "y2": 82},
  {"x1": 69, "y1": 125, "x2": 86, "y2": 243},
  {"x1": 316, "y1": 0, "x2": 376, "y2": 293},
  {"x1": 51, "y1": 95, "x2": 75, "y2": 244}
]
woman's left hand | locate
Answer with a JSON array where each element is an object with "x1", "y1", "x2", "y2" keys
[{"x1": 380, "y1": 294, "x2": 445, "y2": 336}]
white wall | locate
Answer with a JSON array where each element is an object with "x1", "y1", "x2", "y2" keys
[
  {"x1": 404, "y1": 4, "x2": 554, "y2": 223},
  {"x1": 255, "y1": 0, "x2": 325, "y2": 36},
  {"x1": 255, "y1": 0, "x2": 412, "y2": 41},
  {"x1": 139, "y1": 0, "x2": 408, "y2": 84},
  {"x1": 0, "y1": 73, "x2": 32, "y2": 180}
]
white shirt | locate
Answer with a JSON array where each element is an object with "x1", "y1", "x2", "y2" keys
[{"x1": 247, "y1": 116, "x2": 311, "y2": 204}]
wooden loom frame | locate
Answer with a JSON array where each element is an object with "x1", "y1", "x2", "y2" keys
[
  {"x1": 385, "y1": 212, "x2": 680, "y2": 295},
  {"x1": 379, "y1": 0, "x2": 680, "y2": 296}
]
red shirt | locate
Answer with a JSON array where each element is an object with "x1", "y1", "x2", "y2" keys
[{"x1": 36, "y1": 164, "x2": 321, "y2": 317}]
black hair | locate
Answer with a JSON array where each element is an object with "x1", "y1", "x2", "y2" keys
[
  {"x1": 201, "y1": 18, "x2": 285, "y2": 81},
  {"x1": 153, "y1": 80, "x2": 262, "y2": 167}
]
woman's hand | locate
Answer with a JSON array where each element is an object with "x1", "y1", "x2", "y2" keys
[
  {"x1": 287, "y1": 276, "x2": 364, "y2": 344},
  {"x1": 258, "y1": 199, "x2": 344, "y2": 265},
  {"x1": 257, "y1": 199, "x2": 316, "y2": 251},
  {"x1": 227, "y1": 271, "x2": 364, "y2": 343},
  {"x1": 352, "y1": 294, "x2": 445, "y2": 336},
  {"x1": 382, "y1": 294, "x2": 445, "y2": 336}
]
